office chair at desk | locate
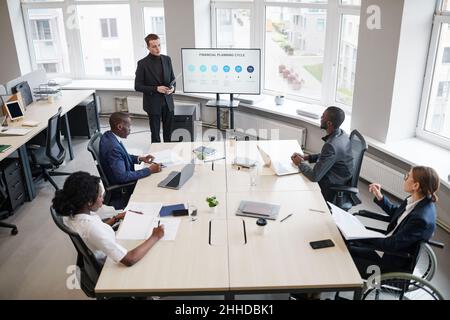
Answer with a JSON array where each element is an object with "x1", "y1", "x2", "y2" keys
[
  {"x1": 0, "y1": 178, "x2": 18, "y2": 235},
  {"x1": 87, "y1": 132, "x2": 135, "y2": 210},
  {"x1": 28, "y1": 107, "x2": 71, "y2": 190},
  {"x1": 329, "y1": 129, "x2": 368, "y2": 211},
  {"x1": 50, "y1": 206, "x2": 101, "y2": 298}
]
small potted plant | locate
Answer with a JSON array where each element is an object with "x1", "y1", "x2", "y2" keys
[{"x1": 206, "y1": 196, "x2": 219, "y2": 213}]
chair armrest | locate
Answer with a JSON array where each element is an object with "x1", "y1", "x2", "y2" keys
[
  {"x1": 348, "y1": 244, "x2": 411, "y2": 260},
  {"x1": 428, "y1": 239, "x2": 445, "y2": 249},
  {"x1": 353, "y1": 210, "x2": 391, "y2": 223},
  {"x1": 328, "y1": 185, "x2": 359, "y2": 195},
  {"x1": 365, "y1": 226, "x2": 387, "y2": 235},
  {"x1": 26, "y1": 144, "x2": 42, "y2": 151},
  {"x1": 105, "y1": 181, "x2": 136, "y2": 192}
]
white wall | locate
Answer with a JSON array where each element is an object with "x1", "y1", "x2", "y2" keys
[{"x1": 0, "y1": 0, "x2": 22, "y2": 84}]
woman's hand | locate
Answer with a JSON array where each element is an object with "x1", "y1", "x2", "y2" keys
[
  {"x1": 368, "y1": 183, "x2": 383, "y2": 201},
  {"x1": 150, "y1": 225, "x2": 165, "y2": 240}
]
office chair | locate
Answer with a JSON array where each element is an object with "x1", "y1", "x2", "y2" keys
[
  {"x1": 337, "y1": 210, "x2": 445, "y2": 300},
  {"x1": 329, "y1": 129, "x2": 368, "y2": 211},
  {"x1": 0, "y1": 178, "x2": 18, "y2": 235},
  {"x1": 50, "y1": 206, "x2": 101, "y2": 298},
  {"x1": 87, "y1": 132, "x2": 136, "y2": 210},
  {"x1": 28, "y1": 107, "x2": 71, "y2": 190}
]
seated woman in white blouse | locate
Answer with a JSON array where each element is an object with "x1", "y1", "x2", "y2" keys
[{"x1": 52, "y1": 171, "x2": 164, "y2": 266}]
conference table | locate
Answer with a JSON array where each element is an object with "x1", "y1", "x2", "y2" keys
[
  {"x1": 95, "y1": 140, "x2": 363, "y2": 299},
  {"x1": 0, "y1": 90, "x2": 97, "y2": 199}
]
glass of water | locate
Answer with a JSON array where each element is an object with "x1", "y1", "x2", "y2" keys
[
  {"x1": 249, "y1": 166, "x2": 258, "y2": 187},
  {"x1": 188, "y1": 203, "x2": 197, "y2": 220}
]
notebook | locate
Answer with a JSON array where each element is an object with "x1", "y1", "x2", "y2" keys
[
  {"x1": 159, "y1": 204, "x2": 186, "y2": 217},
  {"x1": 0, "y1": 145, "x2": 12, "y2": 153},
  {"x1": 0, "y1": 127, "x2": 32, "y2": 136},
  {"x1": 236, "y1": 200, "x2": 281, "y2": 220}
]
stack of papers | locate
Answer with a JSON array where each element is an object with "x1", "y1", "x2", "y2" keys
[
  {"x1": 116, "y1": 202, "x2": 181, "y2": 241},
  {"x1": 0, "y1": 128, "x2": 32, "y2": 136},
  {"x1": 328, "y1": 202, "x2": 386, "y2": 240},
  {"x1": 152, "y1": 149, "x2": 185, "y2": 168}
]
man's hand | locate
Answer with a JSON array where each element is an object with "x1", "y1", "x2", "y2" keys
[
  {"x1": 157, "y1": 86, "x2": 170, "y2": 94},
  {"x1": 165, "y1": 87, "x2": 174, "y2": 95},
  {"x1": 139, "y1": 154, "x2": 155, "y2": 164},
  {"x1": 148, "y1": 162, "x2": 161, "y2": 173},
  {"x1": 368, "y1": 183, "x2": 383, "y2": 201},
  {"x1": 290, "y1": 153, "x2": 303, "y2": 166},
  {"x1": 151, "y1": 225, "x2": 165, "y2": 240},
  {"x1": 116, "y1": 212, "x2": 126, "y2": 220}
]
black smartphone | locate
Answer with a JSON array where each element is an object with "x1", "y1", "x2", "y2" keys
[
  {"x1": 172, "y1": 209, "x2": 189, "y2": 216},
  {"x1": 310, "y1": 239, "x2": 335, "y2": 249}
]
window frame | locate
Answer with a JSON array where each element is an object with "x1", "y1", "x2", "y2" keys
[
  {"x1": 211, "y1": 0, "x2": 361, "y2": 112},
  {"x1": 417, "y1": 12, "x2": 450, "y2": 150},
  {"x1": 21, "y1": 0, "x2": 165, "y2": 80}
]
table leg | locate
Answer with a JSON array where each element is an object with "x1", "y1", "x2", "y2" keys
[
  {"x1": 216, "y1": 106, "x2": 221, "y2": 130},
  {"x1": 18, "y1": 145, "x2": 35, "y2": 200}
]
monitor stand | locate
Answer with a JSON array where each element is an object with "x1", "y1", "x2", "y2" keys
[{"x1": 206, "y1": 94, "x2": 239, "y2": 130}]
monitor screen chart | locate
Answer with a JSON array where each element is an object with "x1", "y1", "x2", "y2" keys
[{"x1": 181, "y1": 48, "x2": 261, "y2": 95}]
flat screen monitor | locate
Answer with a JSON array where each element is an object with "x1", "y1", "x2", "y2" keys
[
  {"x1": 181, "y1": 48, "x2": 261, "y2": 95},
  {"x1": 5, "y1": 100, "x2": 24, "y2": 120}
]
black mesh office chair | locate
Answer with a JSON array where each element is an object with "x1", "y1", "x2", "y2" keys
[
  {"x1": 0, "y1": 178, "x2": 18, "y2": 235},
  {"x1": 87, "y1": 132, "x2": 135, "y2": 210},
  {"x1": 28, "y1": 107, "x2": 71, "y2": 190},
  {"x1": 329, "y1": 129, "x2": 368, "y2": 211},
  {"x1": 50, "y1": 206, "x2": 101, "y2": 298}
]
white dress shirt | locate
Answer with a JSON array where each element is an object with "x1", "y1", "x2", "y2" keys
[{"x1": 64, "y1": 212, "x2": 127, "y2": 264}]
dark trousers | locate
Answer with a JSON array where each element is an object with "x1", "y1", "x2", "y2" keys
[{"x1": 147, "y1": 104, "x2": 174, "y2": 143}]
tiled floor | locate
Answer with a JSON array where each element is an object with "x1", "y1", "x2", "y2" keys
[{"x1": 0, "y1": 117, "x2": 448, "y2": 299}]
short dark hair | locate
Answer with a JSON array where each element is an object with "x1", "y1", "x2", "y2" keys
[
  {"x1": 145, "y1": 33, "x2": 160, "y2": 46},
  {"x1": 52, "y1": 172, "x2": 100, "y2": 216},
  {"x1": 109, "y1": 112, "x2": 130, "y2": 130},
  {"x1": 325, "y1": 106, "x2": 345, "y2": 129}
]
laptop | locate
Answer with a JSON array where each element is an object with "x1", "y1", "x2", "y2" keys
[
  {"x1": 158, "y1": 163, "x2": 195, "y2": 190},
  {"x1": 257, "y1": 145, "x2": 300, "y2": 176},
  {"x1": 236, "y1": 200, "x2": 280, "y2": 220}
]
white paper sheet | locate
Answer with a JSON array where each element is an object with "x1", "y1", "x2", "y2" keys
[
  {"x1": 328, "y1": 202, "x2": 386, "y2": 240},
  {"x1": 116, "y1": 212, "x2": 154, "y2": 240},
  {"x1": 125, "y1": 202, "x2": 162, "y2": 218},
  {"x1": 151, "y1": 218, "x2": 181, "y2": 241},
  {"x1": 152, "y1": 149, "x2": 185, "y2": 168}
]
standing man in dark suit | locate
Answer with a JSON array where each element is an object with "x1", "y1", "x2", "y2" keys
[
  {"x1": 99, "y1": 112, "x2": 161, "y2": 209},
  {"x1": 291, "y1": 106, "x2": 353, "y2": 202},
  {"x1": 135, "y1": 33, "x2": 176, "y2": 143}
]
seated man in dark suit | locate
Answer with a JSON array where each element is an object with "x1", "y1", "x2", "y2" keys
[
  {"x1": 348, "y1": 166, "x2": 439, "y2": 278},
  {"x1": 99, "y1": 112, "x2": 161, "y2": 208},
  {"x1": 291, "y1": 106, "x2": 353, "y2": 202}
]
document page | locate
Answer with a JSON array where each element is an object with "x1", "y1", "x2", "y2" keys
[
  {"x1": 152, "y1": 149, "x2": 185, "y2": 168},
  {"x1": 328, "y1": 202, "x2": 386, "y2": 240}
]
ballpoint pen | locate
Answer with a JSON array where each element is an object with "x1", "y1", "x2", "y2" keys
[
  {"x1": 309, "y1": 209, "x2": 326, "y2": 213},
  {"x1": 158, "y1": 220, "x2": 160, "y2": 227},
  {"x1": 280, "y1": 213, "x2": 293, "y2": 222},
  {"x1": 128, "y1": 210, "x2": 143, "y2": 215}
]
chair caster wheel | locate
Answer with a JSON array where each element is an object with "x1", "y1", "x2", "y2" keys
[{"x1": 11, "y1": 228, "x2": 18, "y2": 235}]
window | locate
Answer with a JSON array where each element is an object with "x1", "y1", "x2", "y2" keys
[
  {"x1": 418, "y1": 13, "x2": 450, "y2": 148},
  {"x1": 265, "y1": 6, "x2": 327, "y2": 101},
  {"x1": 100, "y1": 18, "x2": 118, "y2": 38},
  {"x1": 216, "y1": 8, "x2": 251, "y2": 48},
  {"x1": 76, "y1": 4, "x2": 134, "y2": 77},
  {"x1": 21, "y1": 1, "x2": 167, "y2": 79},
  {"x1": 336, "y1": 14, "x2": 360, "y2": 106},
  {"x1": 104, "y1": 58, "x2": 121, "y2": 76},
  {"x1": 443, "y1": 47, "x2": 450, "y2": 63},
  {"x1": 25, "y1": 8, "x2": 70, "y2": 74}
]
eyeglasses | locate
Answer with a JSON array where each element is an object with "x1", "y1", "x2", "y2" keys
[{"x1": 404, "y1": 172, "x2": 410, "y2": 181}]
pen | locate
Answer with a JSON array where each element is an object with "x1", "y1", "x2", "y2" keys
[
  {"x1": 280, "y1": 213, "x2": 293, "y2": 222},
  {"x1": 128, "y1": 210, "x2": 143, "y2": 215},
  {"x1": 158, "y1": 220, "x2": 160, "y2": 227},
  {"x1": 212, "y1": 161, "x2": 214, "y2": 171},
  {"x1": 309, "y1": 209, "x2": 325, "y2": 213}
]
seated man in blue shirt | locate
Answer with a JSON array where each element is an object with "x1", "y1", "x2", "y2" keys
[
  {"x1": 99, "y1": 112, "x2": 161, "y2": 209},
  {"x1": 291, "y1": 106, "x2": 353, "y2": 202}
]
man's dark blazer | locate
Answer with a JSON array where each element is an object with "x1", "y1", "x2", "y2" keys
[
  {"x1": 134, "y1": 54, "x2": 176, "y2": 115},
  {"x1": 298, "y1": 128, "x2": 353, "y2": 201},
  {"x1": 351, "y1": 196, "x2": 437, "y2": 272},
  {"x1": 99, "y1": 131, "x2": 150, "y2": 185}
]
